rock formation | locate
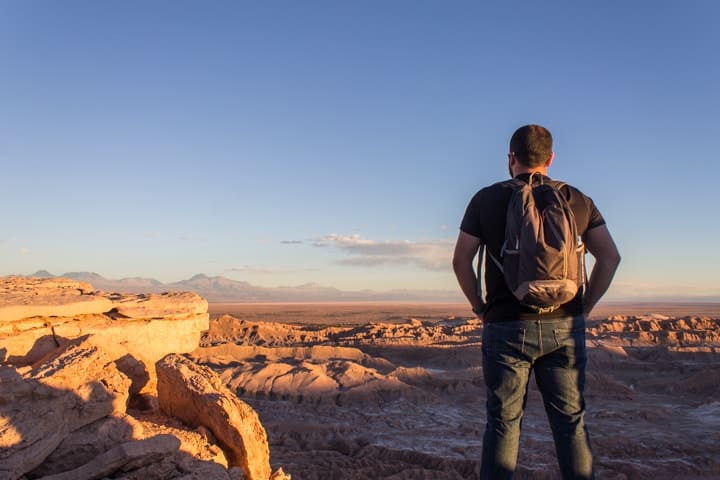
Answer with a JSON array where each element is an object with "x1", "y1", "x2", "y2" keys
[
  {"x1": 157, "y1": 354, "x2": 272, "y2": 480},
  {"x1": 27, "y1": 414, "x2": 144, "y2": 477},
  {"x1": 0, "y1": 343, "x2": 131, "y2": 479},
  {"x1": 0, "y1": 276, "x2": 289, "y2": 480},
  {"x1": 1, "y1": 277, "x2": 209, "y2": 397},
  {"x1": 0, "y1": 277, "x2": 112, "y2": 322},
  {"x1": 35, "y1": 435, "x2": 182, "y2": 480},
  {"x1": 191, "y1": 310, "x2": 720, "y2": 479},
  {"x1": 4, "y1": 275, "x2": 719, "y2": 479}
]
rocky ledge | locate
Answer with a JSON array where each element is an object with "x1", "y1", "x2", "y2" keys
[{"x1": 0, "y1": 276, "x2": 289, "y2": 480}]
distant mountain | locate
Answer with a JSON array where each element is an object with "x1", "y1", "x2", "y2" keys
[
  {"x1": 61, "y1": 272, "x2": 164, "y2": 293},
  {"x1": 26, "y1": 271, "x2": 465, "y2": 303},
  {"x1": 32, "y1": 270, "x2": 56, "y2": 278}
]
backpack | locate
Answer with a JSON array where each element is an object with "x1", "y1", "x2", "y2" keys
[{"x1": 486, "y1": 173, "x2": 585, "y2": 313}]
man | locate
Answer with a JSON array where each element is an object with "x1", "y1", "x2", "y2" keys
[{"x1": 453, "y1": 125, "x2": 620, "y2": 480}]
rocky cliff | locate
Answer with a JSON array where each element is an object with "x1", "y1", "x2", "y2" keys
[{"x1": 0, "y1": 277, "x2": 289, "y2": 480}]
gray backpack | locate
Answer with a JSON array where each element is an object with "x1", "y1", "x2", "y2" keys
[{"x1": 487, "y1": 174, "x2": 585, "y2": 313}]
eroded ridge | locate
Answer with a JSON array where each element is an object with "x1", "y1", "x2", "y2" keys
[{"x1": 193, "y1": 311, "x2": 720, "y2": 479}]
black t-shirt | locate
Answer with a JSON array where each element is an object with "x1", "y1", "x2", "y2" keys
[{"x1": 460, "y1": 173, "x2": 606, "y2": 322}]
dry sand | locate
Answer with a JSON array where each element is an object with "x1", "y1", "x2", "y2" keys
[{"x1": 195, "y1": 302, "x2": 720, "y2": 480}]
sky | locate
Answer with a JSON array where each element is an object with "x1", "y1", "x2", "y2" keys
[{"x1": 1, "y1": 1, "x2": 719, "y2": 300}]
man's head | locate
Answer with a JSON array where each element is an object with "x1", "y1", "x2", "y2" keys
[{"x1": 509, "y1": 125, "x2": 553, "y2": 168}]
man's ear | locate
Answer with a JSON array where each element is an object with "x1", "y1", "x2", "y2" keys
[
  {"x1": 508, "y1": 153, "x2": 518, "y2": 177},
  {"x1": 545, "y1": 152, "x2": 555, "y2": 167}
]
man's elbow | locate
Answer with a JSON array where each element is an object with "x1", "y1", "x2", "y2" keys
[
  {"x1": 599, "y1": 249, "x2": 621, "y2": 271},
  {"x1": 451, "y1": 255, "x2": 463, "y2": 273},
  {"x1": 452, "y1": 254, "x2": 471, "y2": 273}
]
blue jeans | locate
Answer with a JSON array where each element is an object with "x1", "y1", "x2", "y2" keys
[{"x1": 480, "y1": 315, "x2": 594, "y2": 480}]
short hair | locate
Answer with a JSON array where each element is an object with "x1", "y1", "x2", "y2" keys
[{"x1": 509, "y1": 125, "x2": 553, "y2": 167}]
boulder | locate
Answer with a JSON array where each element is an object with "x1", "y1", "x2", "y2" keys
[
  {"x1": 0, "y1": 277, "x2": 111, "y2": 323},
  {"x1": 36, "y1": 434, "x2": 180, "y2": 480},
  {"x1": 0, "y1": 277, "x2": 290, "y2": 479},
  {"x1": 1, "y1": 305, "x2": 208, "y2": 370},
  {"x1": 0, "y1": 343, "x2": 131, "y2": 480},
  {"x1": 1, "y1": 278, "x2": 209, "y2": 395},
  {"x1": 27, "y1": 414, "x2": 143, "y2": 477},
  {"x1": 156, "y1": 354, "x2": 271, "y2": 480},
  {"x1": 110, "y1": 291, "x2": 208, "y2": 320}
]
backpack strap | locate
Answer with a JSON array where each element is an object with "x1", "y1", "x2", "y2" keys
[
  {"x1": 487, "y1": 248, "x2": 504, "y2": 272},
  {"x1": 477, "y1": 244, "x2": 503, "y2": 303},
  {"x1": 476, "y1": 244, "x2": 484, "y2": 300},
  {"x1": 477, "y1": 243, "x2": 506, "y2": 305}
]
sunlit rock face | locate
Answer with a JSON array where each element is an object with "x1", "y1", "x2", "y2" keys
[
  {"x1": 0, "y1": 277, "x2": 288, "y2": 480},
  {"x1": 0, "y1": 342, "x2": 131, "y2": 479},
  {"x1": 0, "y1": 276, "x2": 112, "y2": 322},
  {"x1": 1, "y1": 276, "x2": 208, "y2": 395},
  {"x1": 157, "y1": 353, "x2": 272, "y2": 480}
]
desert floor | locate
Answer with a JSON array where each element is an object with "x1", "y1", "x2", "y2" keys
[{"x1": 198, "y1": 302, "x2": 720, "y2": 480}]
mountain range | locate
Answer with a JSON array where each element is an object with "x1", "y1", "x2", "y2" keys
[{"x1": 27, "y1": 271, "x2": 465, "y2": 303}]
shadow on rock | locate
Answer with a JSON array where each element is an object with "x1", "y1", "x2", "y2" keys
[{"x1": 0, "y1": 337, "x2": 283, "y2": 480}]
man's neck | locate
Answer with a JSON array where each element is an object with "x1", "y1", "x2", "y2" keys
[{"x1": 513, "y1": 167, "x2": 548, "y2": 178}]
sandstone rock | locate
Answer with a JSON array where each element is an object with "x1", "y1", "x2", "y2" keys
[
  {"x1": 74, "y1": 312, "x2": 208, "y2": 395},
  {"x1": 202, "y1": 315, "x2": 330, "y2": 347},
  {"x1": 192, "y1": 343, "x2": 416, "y2": 405},
  {"x1": 2, "y1": 310, "x2": 208, "y2": 370},
  {"x1": 1, "y1": 279, "x2": 209, "y2": 395},
  {"x1": 116, "y1": 459, "x2": 231, "y2": 480},
  {"x1": 269, "y1": 468, "x2": 291, "y2": 480},
  {"x1": 0, "y1": 343, "x2": 131, "y2": 480},
  {"x1": 27, "y1": 414, "x2": 143, "y2": 477},
  {"x1": 113, "y1": 452, "x2": 234, "y2": 480},
  {"x1": 156, "y1": 354, "x2": 271, "y2": 480},
  {"x1": 200, "y1": 316, "x2": 482, "y2": 349},
  {"x1": 0, "y1": 277, "x2": 112, "y2": 323},
  {"x1": 170, "y1": 462, "x2": 233, "y2": 480},
  {"x1": 109, "y1": 291, "x2": 208, "y2": 320},
  {"x1": 128, "y1": 409, "x2": 230, "y2": 469},
  {"x1": 192, "y1": 344, "x2": 368, "y2": 364},
  {"x1": 0, "y1": 278, "x2": 292, "y2": 479},
  {"x1": 36, "y1": 434, "x2": 180, "y2": 480}
]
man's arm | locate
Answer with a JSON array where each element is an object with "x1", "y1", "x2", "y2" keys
[
  {"x1": 452, "y1": 231, "x2": 484, "y2": 316},
  {"x1": 582, "y1": 225, "x2": 621, "y2": 316}
]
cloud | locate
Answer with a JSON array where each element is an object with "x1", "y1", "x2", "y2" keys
[
  {"x1": 314, "y1": 233, "x2": 454, "y2": 271},
  {"x1": 19, "y1": 247, "x2": 31, "y2": 255},
  {"x1": 280, "y1": 240, "x2": 304, "y2": 245}
]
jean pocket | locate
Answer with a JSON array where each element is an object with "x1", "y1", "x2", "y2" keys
[
  {"x1": 552, "y1": 325, "x2": 586, "y2": 358},
  {"x1": 483, "y1": 322, "x2": 527, "y2": 356}
]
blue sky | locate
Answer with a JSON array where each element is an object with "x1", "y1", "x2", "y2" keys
[{"x1": 1, "y1": 1, "x2": 719, "y2": 299}]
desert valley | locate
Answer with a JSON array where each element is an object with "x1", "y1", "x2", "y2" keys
[
  {"x1": 200, "y1": 303, "x2": 720, "y2": 479},
  {"x1": 2, "y1": 277, "x2": 719, "y2": 479}
]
